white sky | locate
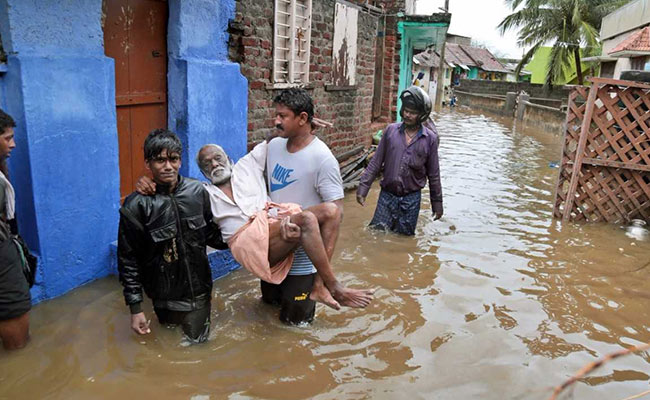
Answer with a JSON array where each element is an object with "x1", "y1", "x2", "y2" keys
[{"x1": 416, "y1": 0, "x2": 525, "y2": 58}]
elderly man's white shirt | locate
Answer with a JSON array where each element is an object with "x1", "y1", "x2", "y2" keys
[{"x1": 203, "y1": 141, "x2": 268, "y2": 241}]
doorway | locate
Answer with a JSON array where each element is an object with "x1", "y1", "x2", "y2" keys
[{"x1": 103, "y1": 0, "x2": 168, "y2": 199}]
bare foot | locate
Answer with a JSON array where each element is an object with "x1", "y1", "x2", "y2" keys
[
  {"x1": 329, "y1": 282, "x2": 375, "y2": 308},
  {"x1": 310, "y1": 279, "x2": 341, "y2": 310}
]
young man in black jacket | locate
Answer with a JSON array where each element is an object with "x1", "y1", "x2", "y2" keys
[{"x1": 118, "y1": 129, "x2": 223, "y2": 344}]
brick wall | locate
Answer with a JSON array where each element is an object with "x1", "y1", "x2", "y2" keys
[
  {"x1": 374, "y1": 0, "x2": 404, "y2": 123},
  {"x1": 379, "y1": 14, "x2": 401, "y2": 122},
  {"x1": 229, "y1": 0, "x2": 406, "y2": 154}
]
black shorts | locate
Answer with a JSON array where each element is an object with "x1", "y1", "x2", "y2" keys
[
  {"x1": 261, "y1": 273, "x2": 316, "y2": 325},
  {"x1": 154, "y1": 305, "x2": 211, "y2": 343},
  {"x1": 0, "y1": 240, "x2": 31, "y2": 321}
]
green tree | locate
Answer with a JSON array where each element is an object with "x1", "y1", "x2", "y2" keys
[{"x1": 498, "y1": 0, "x2": 631, "y2": 87}]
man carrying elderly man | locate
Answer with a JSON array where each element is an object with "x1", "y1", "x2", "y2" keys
[{"x1": 136, "y1": 88, "x2": 373, "y2": 326}]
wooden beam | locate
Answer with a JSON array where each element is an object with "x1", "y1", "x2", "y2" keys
[
  {"x1": 582, "y1": 157, "x2": 650, "y2": 173},
  {"x1": 589, "y1": 77, "x2": 650, "y2": 90},
  {"x1": 563, "y1": 83, "x2": 599, "y2": 220},
  {"x1": 553, "y1": 88, "x2": 584, "y2": 219}
]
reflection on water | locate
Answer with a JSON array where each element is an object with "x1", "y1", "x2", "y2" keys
[{"x1": 2, "y1": 109, "x2": 650, "y2": 399}]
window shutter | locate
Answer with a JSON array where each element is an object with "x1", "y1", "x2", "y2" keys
[{"x1": 273, "y1": 0, "x2": 311, "y2": 85}]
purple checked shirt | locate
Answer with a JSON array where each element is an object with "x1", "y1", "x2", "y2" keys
[{"x1": 358, "y1": 121, "x2": 443, "y2": 213}]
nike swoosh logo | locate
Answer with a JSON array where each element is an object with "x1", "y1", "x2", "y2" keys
[{"x1": 270, "y1": 179, "x2": 297, "y2": 192}]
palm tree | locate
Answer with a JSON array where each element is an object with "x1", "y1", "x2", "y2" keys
[{"x1": 498, "y1": 0, "x2": 631, "y2": 87}]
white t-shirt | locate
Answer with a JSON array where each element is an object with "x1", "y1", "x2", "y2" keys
[{"x1": 266, "y1": 136, "x2": 344, "y2": 275}]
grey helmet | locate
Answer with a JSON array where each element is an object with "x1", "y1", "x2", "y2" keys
[{"x1": 400, "y1": 85, "x2": 432, "y2": 124}]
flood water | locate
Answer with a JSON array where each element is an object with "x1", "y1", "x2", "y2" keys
[{"x1": 3, "y1": 109, "x2": 650, "y2": 399}]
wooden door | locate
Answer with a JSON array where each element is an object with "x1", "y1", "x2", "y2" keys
[{"x1": 103, "y1": 0, "x2": 168, "y2": 199}]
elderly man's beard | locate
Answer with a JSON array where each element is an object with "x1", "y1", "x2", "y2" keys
[{"x1": 209, "y1": 164, "x2": 232, "y2": 185}]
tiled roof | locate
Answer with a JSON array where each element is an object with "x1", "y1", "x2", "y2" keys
[{"x1": 609, "y1": 26, "x2": 650, "y2": 56}]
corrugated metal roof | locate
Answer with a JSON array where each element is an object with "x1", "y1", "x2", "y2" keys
[
  {"x1": 412, "y1": 43, "x2": 510, "y2": 74},
  {"x1": 504, "y1": 62, "x2": 532, "y2": 75},
  {"x1": 457, "y1": 45, "x2": 510, "y2": 73},
  {"x1": 413, "y1": 48, "x2": 440, "y2": 67},
  {"x1": 446, "y1": 43, "x2": 477, "y2": 67}
]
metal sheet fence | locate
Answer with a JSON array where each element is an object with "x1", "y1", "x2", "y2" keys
[{"x1": 553, "y1": 77, "x2": 650, "y2": 223}]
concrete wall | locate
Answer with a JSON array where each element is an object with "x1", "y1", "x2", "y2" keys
[
  {"x1": 168, "y1": 0, "x2": 248, "y2": 176},
  {"x1": 458, "y1": 79, "x2": 572, "y2": 103},
  {"x1": 601, "y1": 0, "x2": 650, "y2": 41},
  {"x1": 455, "y1": 91, "x2": 510, "y2": 117},
  {"x1": 0, "y1": 0, "x2": 246, "y2": 304},
  {"x1": 0, "y1": 0, "x2": 120, "y2": 302},
  {"x1": 455, "y1": 90, "x2": 565, "y2": 134},
  {"x1": 521, "y1": 103, "x2": 565, "y2": 135}
]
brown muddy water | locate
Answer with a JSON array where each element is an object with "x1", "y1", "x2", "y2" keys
[{"x1": 2, "y1": 109, "x2": 650, "y2": 400}]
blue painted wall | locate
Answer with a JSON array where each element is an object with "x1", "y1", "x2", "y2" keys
[
  {"x1": 168, "y1": 0, "x2": 247, "y2": 180},
  {"x1": 0, "y1": 0, "x2": 246, "y2": 304},
  {"x1": 0, "y1": 0, "x2": 121, "y2": 303}
]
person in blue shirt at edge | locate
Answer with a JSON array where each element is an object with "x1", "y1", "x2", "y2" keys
[
  {"x1": 356, "y1": 86, "x2": 444, "y2": 236},
  {"x1": 0, "y1": 109, "x2": 32, "y2": 350}
]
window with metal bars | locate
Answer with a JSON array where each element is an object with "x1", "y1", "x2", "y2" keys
[{"x1": 273, "y1": 0, "x2": 312, "y2": 86}]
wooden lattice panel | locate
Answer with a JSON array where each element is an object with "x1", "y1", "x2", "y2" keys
[
  {"x1": 553, "y1": 86, "x2": 589, "y2": 219},
  {"x1": 553, "y1": 78, "x2": 650, "y2": 223}
]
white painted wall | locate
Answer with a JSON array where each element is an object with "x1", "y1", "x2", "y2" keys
[
  {"x1": 613, "y1": 58, "x2": 633, "y2": 79},
  {"x1": 332, "y1": 2, "x2": 358, "y2": 86}
]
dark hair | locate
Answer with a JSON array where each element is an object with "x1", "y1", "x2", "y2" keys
[
  {"x1": 273, "y1": 88, "x2": 314, "y2": 122},
  {"x1": 0, "y1": 109, "x2": 16, "y2": 135},
  {"x1": 143, "y1": 129, "x2": 182, "y2": 161}
]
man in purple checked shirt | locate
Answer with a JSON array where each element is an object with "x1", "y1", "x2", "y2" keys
[{"x1": 356, "y1": 86, "x2": 443, "y2": 235}]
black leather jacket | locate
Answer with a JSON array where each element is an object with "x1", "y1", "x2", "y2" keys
[{"x1": 117, "y1": 176, "x2": 224, "y2": 313}]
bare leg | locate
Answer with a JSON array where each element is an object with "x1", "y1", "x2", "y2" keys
[
  {"x1": 0, "y1": 312, "x2": 29, "y2": 350},
  {"x1": 268, "y1": 211, "x2": 340, "y2": 310},
  {"x1": 269, "y1": 206, "x2": 373, "y2": 308},
  {"x1": 303, "y1": 202, "x2": 343, "y2": 307},
  {"x1": 305, "y1": 203, "x2": 374, "y2": 308}
]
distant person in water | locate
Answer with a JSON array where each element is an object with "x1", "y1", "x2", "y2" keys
[
  {"x1": 357, "y1": 86, "x2": 443, "y2": 235},
  {"x1": 0, "y1": 109, "x2": 32, "y2": 350},
  {"x1": 118, "y1": 129, "x2": 224, "y2": 344}
]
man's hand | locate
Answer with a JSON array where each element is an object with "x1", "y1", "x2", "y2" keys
[
  {"x1": 135, "y1": 176, "x2": 156, "y2": 195},
  {"x1": 131, "y1": 312, "x2": 151, "y2": 335},
  {"x1": 356, "y1": 193, "x2": 366, "y2": 206},
  {"x1": 280, "y1": 217, "x2": 301, "y2": 242},
  {"x1": 433, "y1": 203, "x2": 443, "y2": 221}
]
